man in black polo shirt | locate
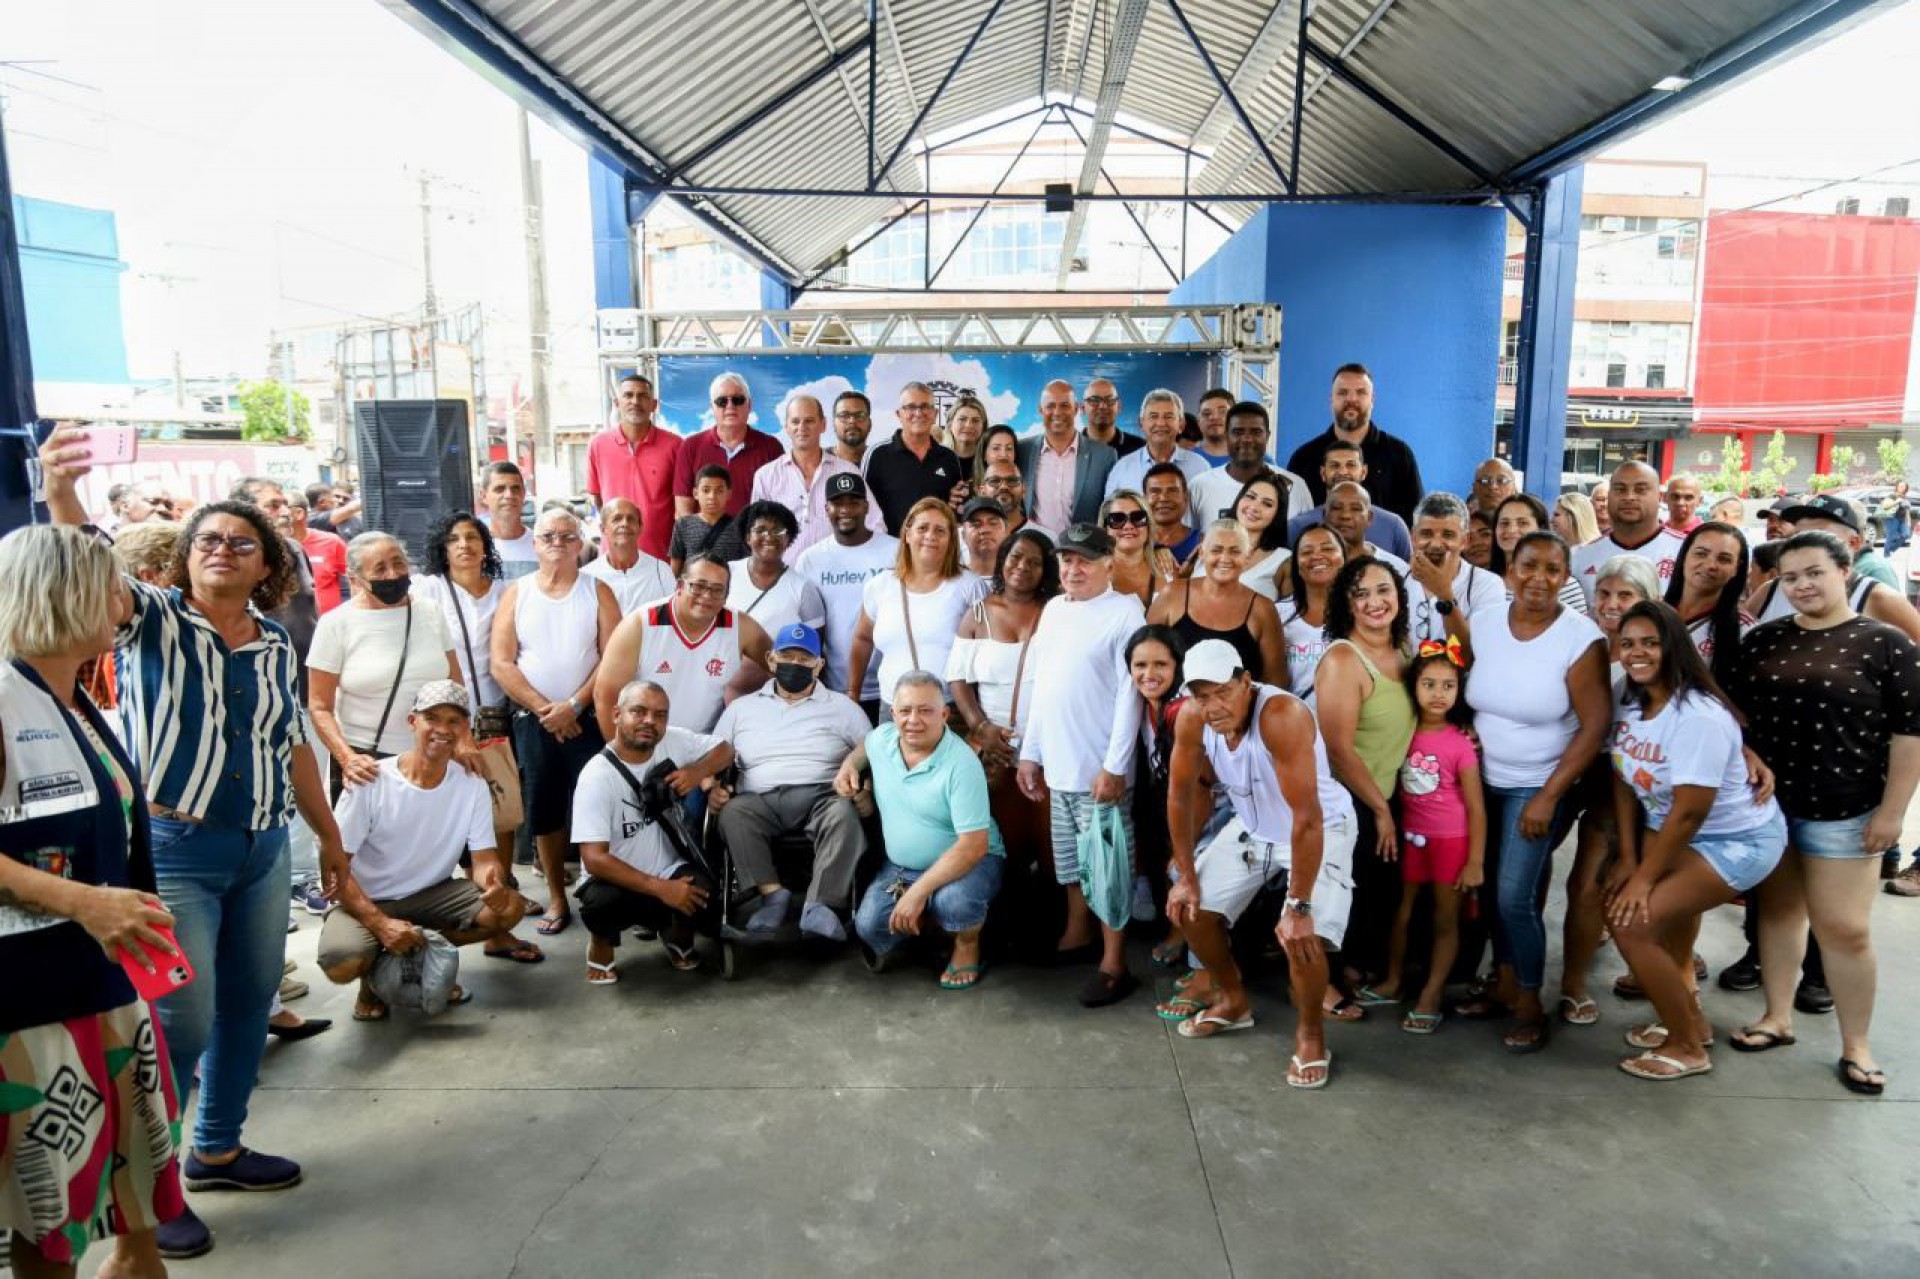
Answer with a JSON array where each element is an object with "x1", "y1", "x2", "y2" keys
[
  {"x1": 864, "y1": 381, "x2": 963, "y2": 534},
  {"x1": 1285, "y1": 362, "x2": 1424, "y2": 524}
]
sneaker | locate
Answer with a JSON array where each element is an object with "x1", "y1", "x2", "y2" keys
[
  {"x1": 300, "y1": 884, "x2": 330, "y2": 915},
  {"x1": 1717, "y1": 956, "x2": 1762, "y2": 992},
  {"x1": 1130, "y1": 875, "x2": 1155, "y2": 923},
  {"x1": 745, "y1": 888, "x2": 793, "y2": 934},
  {"x1": 184, "y1": 1147, "x2": 303, "y2": 1192},
  {"x1": 278, "y1": 976, "x2": 308, "y2": 1002},
  {"x1": 1887, "y1": 864, "x2": 1920, "y2": 897},
  {"x1": 1881, "y1": 852, "x2": 1902, "y2": 880},
  {"x1": 1794, "y1": 981, "x2": 1835, "y2": 1016},
  {"x1": 798, "y1": 901, "x2": 847, "y2": 943},
  {"x1": 156, "y1": 1205, "x2": 214, "y2": 1259}
]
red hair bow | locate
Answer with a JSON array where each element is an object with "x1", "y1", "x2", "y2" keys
[{"x1": 1417, "y1": 636, "x2": 1465, "y2": 668}]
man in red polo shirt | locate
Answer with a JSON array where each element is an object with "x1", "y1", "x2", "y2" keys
[
  {"x1": 670, "y1": 370, "x2": 784, "y2": 523},
  {"x1": 588, "y1": 372, "x2": 683, "y2": 561},
  {"x1": 292, "y1": 492, "x2": 348, "y2": 613}
]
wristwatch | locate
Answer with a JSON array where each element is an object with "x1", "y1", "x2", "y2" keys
[
  {"x1": 570, "y1": 698, "x2": 589, "y2": 718},
  {"x1": 1284, "y1": 896, "x2": 1313, "y2": 917},
  {"x1": 1432, "y1": 599, "x2": 1455, "y2": 617}
]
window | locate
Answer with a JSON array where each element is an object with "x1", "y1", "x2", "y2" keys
[
  {"x1": 1645, "y1": 364, "x2": 1666, "y2": 390},
  {"x1": 1886, "y1": 196, "x2": 1911, "y2": 218},
  {"x1": 1606, "y1": 364, "x2": 1627, "y2": 388},
  {"x1": 1502, "y1": 321, "x2": 1520, "y2": 360},
  {"x1": 1836, "y1": 196, "x2": 1861, "y2": 216}
]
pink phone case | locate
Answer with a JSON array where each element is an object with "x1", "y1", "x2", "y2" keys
[
  {"x1": 85, "y1": 425, "x2": 139, "y2": 465},
  {"x1": 119, "y1": 926, "x2": 195, "y2": 1001}
]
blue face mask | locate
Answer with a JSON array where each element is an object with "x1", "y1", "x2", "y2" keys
[{"x1": 368, "y1": 575, "x2": 411, "y2": 606}]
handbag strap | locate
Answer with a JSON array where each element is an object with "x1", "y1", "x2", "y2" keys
[
  {"x1": 369, "y1": 603, "x2": 414, "y2": 751},
  {"x1": 600, "y1": 746, "x2": 656, "y2": 809},
  {"x1": 448, "y1": 578, "x2": 483, "y2": 696},
  {"x1": 898, "y1": 577, "x2": 922, "y2": 672},
  {"x1": 1005, "y1": 621, "x2": 1036, "y2": 730}
]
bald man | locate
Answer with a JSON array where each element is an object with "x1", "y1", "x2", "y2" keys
[
  {"x1": 1080, "y1": 377, "x2": 1143, "y2": 458},
  {"x1": 1016, "y1": 378, "x2": 1117, "y2": 529},
  {"x1": 580, "y1": 498, "x2": 674, "y2": 613},
  {"x1": 1663, "y1": 473, "x2": 1704, "y2": 535},
  {"x1": 1470, "y1": 457, "x2": 1518, "y2": 518},
  {"x1": 1568, "y1": 460, "x2": 1689, "y2": 604}
]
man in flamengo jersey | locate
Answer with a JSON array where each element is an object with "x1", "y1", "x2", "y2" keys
[
  {"x1": 594, "y1": 552, "x2": 775, "y2": 738},
  {"x1": 1569, "y1": 461, "x2": 1687, "y2": 606}
]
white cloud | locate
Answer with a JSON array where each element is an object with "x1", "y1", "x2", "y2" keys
[
  {"x1": 862, "y1": 354, "x2": 1023, "y2": 445},
  {"x1": 774, "y1": 374, "x2": 857, "y2": 445}
]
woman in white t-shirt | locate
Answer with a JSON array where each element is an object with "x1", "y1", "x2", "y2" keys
[
  {"x1": 1606, "y1": 600, "x2": 1784, "y2": 1082},
  {"x1": 727, "y1": 500, "x2": 827, "y2": 640},
  {"x1": 415, "y1": 512, "x2": 508, "y2": 710},
  {"x1": 1229, "y1": 475, "x2": 1291, "y2": 601},
  {"x1": 1460, "y1": 530, "x2": 1610, "y2": 1054},
  {"x1": 308, "y1": 533, "x2": 459, "y2": 797},
  {"x1": 848, "y1": 498, "x2": 973, "y2": 710},
  {"x1": 1274, "y1": 523, "x2": 1344, "y2": 702}
]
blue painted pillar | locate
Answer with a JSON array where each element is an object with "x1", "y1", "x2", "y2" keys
[
  {"x1": 588, "y1": 154, "x2": 637, "y2": 309},
  {"x1": 0, "y1": 111, "x2": 42, "y2": 534},
  {"x1": 1511, "y1": 166, "x2": 1584, "y2": 499}
]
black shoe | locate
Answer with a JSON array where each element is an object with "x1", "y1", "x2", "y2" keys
[
  {"x1": 266, "y1": 1017, "x2": 334, "y2": 1042},
  {"x1": 1795, "y1": 981, "x2": 1836, "y2": 1015},
  {"x1": 1882, "y1": 854, "x2": 1901, "y2": 881},
  {"x1": 1717, "y1": 956, "x2": 1762, "y2": 992},
  {"x1": 157, "y1": 1205, "x2": 214, "y2": 1259}
]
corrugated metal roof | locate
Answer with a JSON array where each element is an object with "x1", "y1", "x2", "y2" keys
[{"x1": 439, "y1": 0, "x2": 1874, "y2": 282}]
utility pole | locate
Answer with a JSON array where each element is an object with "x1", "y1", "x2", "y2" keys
[
  {"x1": 418, "y1": 172, "x2": 438, "y2": 397},
  {"x1": 517, "y1": 107, "x2": 552, "y2": 489}
]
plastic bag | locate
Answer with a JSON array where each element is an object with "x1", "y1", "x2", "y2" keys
[
  {"x1": 367, "y1": 928, "x2": 461, "y2": 1016},
  {"x1": 1077, "y1": 803, "x2": 1133, "y2": 932}
]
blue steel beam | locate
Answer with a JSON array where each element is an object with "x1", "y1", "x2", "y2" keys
[
  {"x1": 588, "y1": 154, "x2": 636, "y2": 309},
  {"x1": 869, "y1": 0, "x2": 1011, "y2": 189},
  {"x1": 1502, "y1": 0, "x2": 1887, "y2": 186},
  {"x1": 866, "y1": 0, "x2": 879, "y2": 189},
  {"x1": 0, "y1": 102, "x2": 42, "y2": 532},
  {"x1": 1510, "y1": 169, "x2": 1584, "y2": 500},
  {"x1": 386, "y1": 0, "x2": 803, "y2": 283},
  {"x1": 1163, "y1": 0, "x2": 1292, "y2": 191},
  {"x1": 627, "y1": 182, "x2": 1501, "y2": 204},
  {"x1": 1286, "y1": 0, "x2": 1311, "y2": 195},
  {"x1": 672, "y1": 34, "x2": 873, "y2": 180}
]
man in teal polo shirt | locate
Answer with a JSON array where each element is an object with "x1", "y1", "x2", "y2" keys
[{"x1": 835, "y1": 670, "x2": 1004, "y2": 988}]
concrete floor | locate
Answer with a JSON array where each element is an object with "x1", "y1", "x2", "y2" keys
[{"x1": 83, "y1": 842, "x2": 1920, "y2": 1278}]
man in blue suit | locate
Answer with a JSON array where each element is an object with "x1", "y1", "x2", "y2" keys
[{"x1": 1016, "y1": 379, "x2": 1117, "y2": 530}]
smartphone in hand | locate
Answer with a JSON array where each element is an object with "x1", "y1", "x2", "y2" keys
[
  {"x1": 84, "y1": 424, "x2": 139, "y2": 465},
  {"x1": 118, "y1": 925, "x2": 195, "y2": 1001}
]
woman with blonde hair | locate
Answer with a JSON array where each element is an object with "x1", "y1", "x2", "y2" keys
[
  {"x1": 942, "y1": 395, "x2": 990, "y2": 468},
  {"x1": 1102, "y1": 488, "x2": 1176, "y2": 610},
  {"x1": 1553, "y1": 491, "x2": 1601, "y2": 550},
  {"x1": 849, "y1": 497, "x2": 975, "y2": 713}
]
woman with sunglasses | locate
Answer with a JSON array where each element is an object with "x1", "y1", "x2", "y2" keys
[
  {"x1": 1232, "y1": 475, "x2": 1292, "y2": 601},
  {"x1": 1102, "y1": 489, "x2": 1176, "y2": 611},
  {"x1": 1489, "y1": 493, "x2": 1588, "y2": 613},
  {"x1": 1148, "y1": 520, "x2": 1287, "y2": 687}
]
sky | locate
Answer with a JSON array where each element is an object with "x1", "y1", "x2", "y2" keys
[{"x1": 4, "y1": 0, "x2": 1919, "y2": 411}]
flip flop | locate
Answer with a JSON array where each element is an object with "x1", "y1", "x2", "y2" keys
[
  {"x1": 484, "y1": 939, "x2": 545, "y2": 964},
  {"x1": 1176, "y1": 1010, "x2": 1255, "y2": 1039},
  {"x1": 1503, "y1": 1017, "x2": 1551, "y2": 1055},
  {"x1": 1557, "y1": 994, "x2": 1599, "y2": 1026},
  {"x1": 1839, "y1": 1058, "x2": 1886, "y2": 1096},
  {"x1": 536, "y1": 911, "x2": 572, "y2": 936},
  {"x1": 1451, "y1": 995, "x2": 1509, "y2": 1021},
  {"x1": 445, "y1": 984, "x2": 473, "y2": 1007},
  {"x1": 1323, "y1": 995, "x2": 1366, "y2": 1023},
  {"x1": 1286, "y1": 1052, "x2": 1333, "y2": 1090},
  {"x1": 1730, "y1": 1026, "x2": 1797, "y2": 1054},
  {"x1": 1352, "y1": 985, "x2": 1400, "y2": 1007},
  {"x1": 1149, "y1": 941, "x2": 1187, "y2": 969},
  {"x1": 352, "y1": 1000, "x2": 389, "y2": 1022},
  {"x1": 664, "y1": 941, "x2": 700, "y2": 972},
  {"x1": 1619, "y1": 1051, "x2": 1712, "y2": 1081},
  {"x1": 1625, "y1": 1022, "x2": 1715, "y2": 1051},
  {"x1": 1401, "y1": 1010, "x2": 1443, "y2": 1035},
  {"x1": 585, "y1": 959, "x2": 620, "y2": 987},
  {"x1": 1156, "y1": 996, "x2": 1208, "y2": 1022},
  {"x1": 938, "y1": 963, "x2": 986, "y2": 991}
]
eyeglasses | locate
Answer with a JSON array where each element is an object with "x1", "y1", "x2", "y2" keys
[
  {"x1": 536, "y1": 532, "x2": 582, "y2": 546},
  {"x1": 190, "y1": 532, "x2": 260, "y2": 556},
  {"x1": 834, "y1": 410, "x2": 870, "y2": 421},
  {"x1": 747, "y1": 525, "x2": 790, "y2": 540},
  {"x1": 980, "y1": 476, "x2": 1020, "y2": 490},
  {"x1": 712, "y1": 394, "x2": 748, "y2": 408},
  {"x1": 1104, "y1": 511, "x2": 1150, "y2": 529},
  {"x1": 1083, "y1": 395, "x2": 1118, "y2": 406},
  {"x1": 681, "y1": 580, "x2": 727, "y2": 598},
  {"x1": 899, "y1": 403, "x2": 935, "y2": 415},
  {"x1": 1474, "y1": 475, "x2": 1514, "y2": 488}
]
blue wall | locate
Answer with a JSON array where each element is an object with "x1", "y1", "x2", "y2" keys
[
  {"x1": 1171, "y1": 202, "x2": 1505, "y2": 502},
  {"x1": 12, "y1": 195, "x2": 129, "y2": 385}
]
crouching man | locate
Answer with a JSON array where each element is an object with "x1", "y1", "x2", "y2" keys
[
  {"x1": 571, "y1": 680, "x2": 733, "y2": 984},
  {"x1": 318, "y1": 681, "x2": 533, "y2": 1021},
  {"x1": 837, "y1": 670, "x2": 1005, "y2": 989},
  {"x1": 1164, "y1": 641, "x2": 1357, "y2": 1089}
]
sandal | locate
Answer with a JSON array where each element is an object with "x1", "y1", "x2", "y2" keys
[
  {"x1": 664, "y1": 941, "x2": 700, "y2": 972},
  {"x1": 1286, "y1": 1051, "x2": 1333, "y2": 1090},
  {"x1": 1352, "y1": 984, "x2": 1400, "y2": 1007},
  {"x1": 484, "y1": 939, "x2": 545, "y2": 964},
  {"x1": 445, "y1": 984, "x2": 473, "y2": 1007},
  {"x1": 1839, "y1": 1058, "x2": 1886, "y2": 1096},
  {"x1": 536, "y1": 910, "x2": 572, "y2": 936},
  {"x1": 1401, "y1": 1010, "x2": 1444, "y2": 1035},
  {"x1": 1730, "y1": 1026, "x2": 1797, "y2": 1054},
  {"x1": 939, "y1": 963, "x2": 985, "y2": 991},
  {"x1": 1503, "y1": 1016, "x2": 1551, "y2": 1055},
  {"x1": 1156, "y1": 996, "x2": 1208, "y2": 1023},
  {"x1": 585, "y1": 959, "x2": 620, "y2": 986},
  {"x1": 1451, "y1": 995, "x2": 1509, "y2": 1021},
  {"x1": 1078, "y1": 969, "x2": 1139, "y2": 1008},
  {"x1": 1557, "y1": 994, "x2": 1599, "y2": 1026},
  {"x1": 1176, "y1": 1010, "x2": 1254, "y2": 1039},
  {"x1": 352, "y1": 998, "x2": 389, "y2": 1022},
  {"x1": 1625, "y1": 1022, "x2": 1714, "y2": 1050},
  {"x1": 1620, "y1": 1051, "x2": 1712, "y2": 1081},
  {"x1": 1323, "y1": 994, "x2": 1366, "y2": 1023},
  {"x1": 1149, "y1": 940, "x2": 1187, "y2": 969}
]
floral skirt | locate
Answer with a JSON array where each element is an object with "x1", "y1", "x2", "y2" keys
[{"x1": 0, "y1": 999, "x2": 184, "y2": 1264}]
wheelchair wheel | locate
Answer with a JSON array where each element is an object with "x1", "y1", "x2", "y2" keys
[{"x1": 721, "y1": 939, "x2": 741, "y2": 981}]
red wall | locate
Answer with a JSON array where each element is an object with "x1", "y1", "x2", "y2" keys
[{"x1": 1694, "y1": 210, "x2": 1920, "y2": 431}]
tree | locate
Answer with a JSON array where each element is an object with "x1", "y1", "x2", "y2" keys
[
  {"x1": 236, "y1": 380, "x2": 311, "y2": 442},
  {"x1": 1879, "y1": 437, "x2": 1912, "y2": 484},
  {"x1": 1713, "y1": 436, "x2": 1748, "y2": 497},
  {"x1": 1713, "y1": 430, "x2": 1801, "y2": 498},
  {"x1": 1810, "y1": 444, "x2": 1858, "y2": 493}
]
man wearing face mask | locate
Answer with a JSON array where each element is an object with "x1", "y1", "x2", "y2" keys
[{"x1": 709, "y1": 624, "x2": 873, "y2": 942}]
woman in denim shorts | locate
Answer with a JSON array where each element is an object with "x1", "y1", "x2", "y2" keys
[
  {"x1": 1605, "y1": 602, "x2": 1784, "y2": 1082},
  {"x1": 1730, "y1": 532, "x2": 1920, "y2": 1096}
]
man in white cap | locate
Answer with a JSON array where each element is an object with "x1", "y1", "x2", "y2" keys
[
  {"x1": 1162, "y1": 640, "x2": 1357, "y2": 1090},
  {"x1": 317, "y1": 681, "x2": 538, "y2": 1021},
  {"x1": 710, "y1": 623, "x2": 872, "y2": 942}
]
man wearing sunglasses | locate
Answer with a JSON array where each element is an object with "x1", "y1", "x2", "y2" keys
[{"x1": 671, "y1": 370, "x2": 783, "y2": 523}]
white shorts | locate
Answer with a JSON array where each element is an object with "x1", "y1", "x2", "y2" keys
[{"x1": 1194, "y1": 814, "x2": 1357, "y2": 948}]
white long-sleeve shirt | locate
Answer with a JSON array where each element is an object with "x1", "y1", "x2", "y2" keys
[{"x1": 1018, "y1": 588, "x2": 1146, "y2": 791}]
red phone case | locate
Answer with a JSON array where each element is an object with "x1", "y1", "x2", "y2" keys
[{"x1": 119, "y1": 926, "x2": 195, "y2": 1001}]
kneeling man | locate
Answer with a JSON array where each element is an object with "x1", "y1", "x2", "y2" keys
[
  {"x1": 838, "y1": 670, "x2": 1004, "y2": 989},
  {"x1": 1164, "y1": 641, "x2": 1357, "y2": 1089},
  {"x1": 319, "y1": 681, "x2": 532, "y2": 1021},
  {"x1": 571, "y1": 680, "x2": 733, "y2": 983}
]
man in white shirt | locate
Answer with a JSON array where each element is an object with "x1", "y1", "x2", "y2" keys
[
  {"x1": 572, "y1": 680, "x2": 734, "y2": 983},
  {"x1": 317, "y1": 682, "x2": 534, "y2": 1020},
  {"x1": 1104, "y1": 388, "x2": 1211, "y2": 504},
  {"x1": 1569, "y1": 461, "x2": 1687, "y2": 604},
  {"x1": 751, "y1": 393, "x2": 884, "y2": 560},
  {"x1": 1470, "y1": 457, "x2": 1518, "y2": 518},
  {"x1": 1016, "y1": 523, "x2": 1146, "y2": 1007},
  {"x1": 794, "y1": 474, "x2": 898, "y2": 716},
  {"x1": 1403, "y1": 492, "x2": 1505, "y2": 649},
  {"x1": 1193, "y1": 388, "x2": 1234, "y2": 466},
  {"x1": 1187, "y1": 401, "x2": 1312, "y2": 527},
  {"x1": 581, "y1": 498, "x2": 674, "y2": 613},
  {"x1": 711, "y1": 624, "x2": 872, "y2": 942},
  {"x1": 483, "y1": 462, "x2": 538, "y2": 579}
]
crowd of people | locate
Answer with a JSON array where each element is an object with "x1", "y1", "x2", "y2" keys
[{"x1": 4, "y1": 361, "x2": 1917, "y2": 1274}]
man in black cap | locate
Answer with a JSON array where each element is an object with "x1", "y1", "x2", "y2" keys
[
  {"x1": 1016, "y1": 522, "x2": 1148, "y2": 1007},
  {"x1": 959, "y1": 495, "x2": 1012, "y2": 578},
  {"x1": 794, "y1": 472, "x2": 899, "y2": 721}
]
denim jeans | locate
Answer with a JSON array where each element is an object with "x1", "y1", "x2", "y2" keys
[
  {"x1": 151, "y1": 817, "x2": 291, "y2": 1154},
  {"x1": 855, "y1": 855, "x2": 1005, "y2": 955},
  {"x1": 1486, "y1": 784, "x2": 1563, "y2": 992}
]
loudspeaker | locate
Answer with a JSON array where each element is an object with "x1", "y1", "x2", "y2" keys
[
  {"x1": 1044, "y1": 182, "x2": 1074, "y2": 213},
  {"x1": 354, "y1": 400, "x2": 472, "y2": 562}
]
